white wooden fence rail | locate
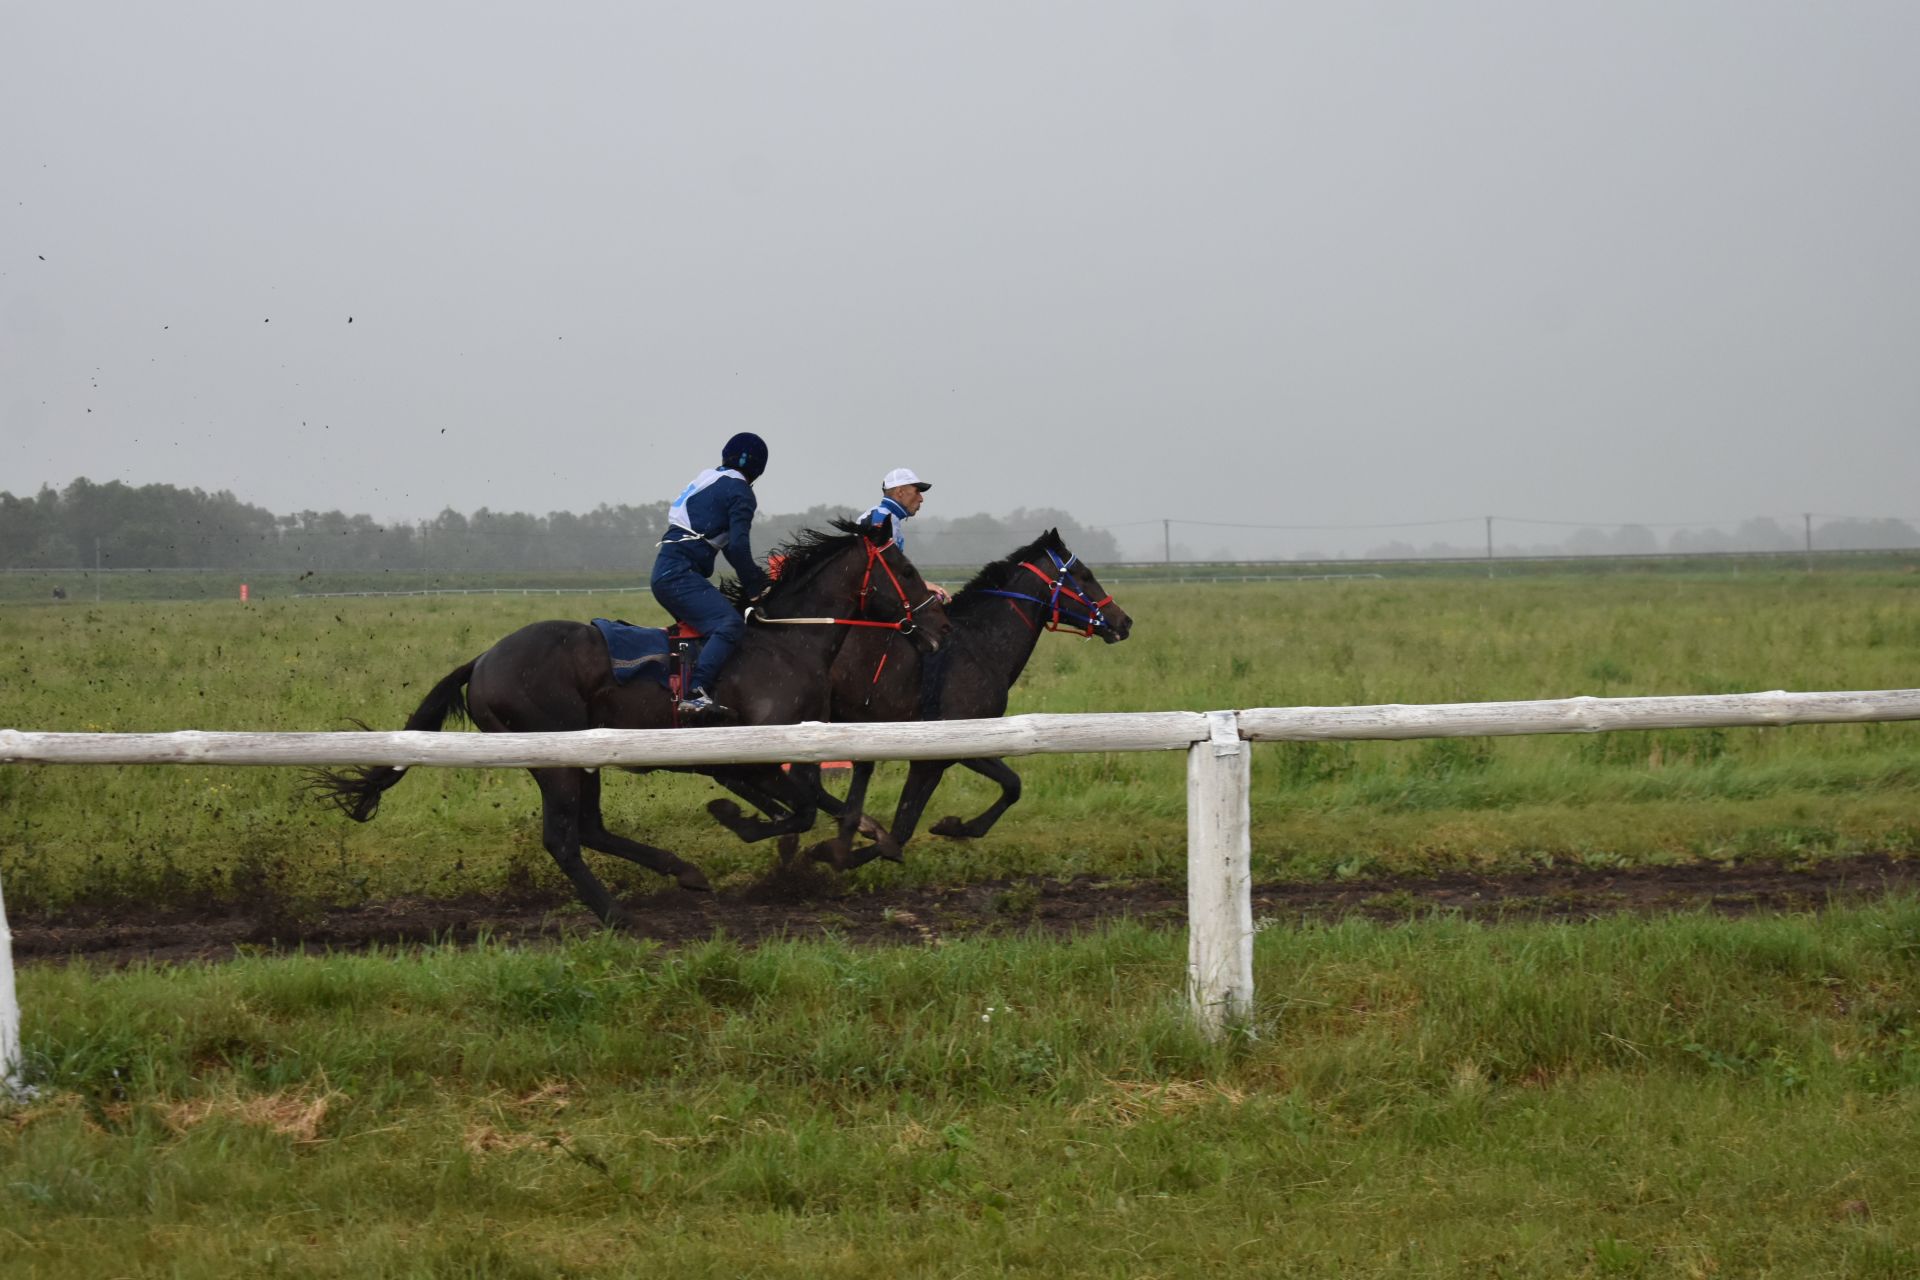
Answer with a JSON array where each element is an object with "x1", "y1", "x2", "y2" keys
[{"x1": 5, "y1": 686, "x2": 1920, "y2": 1092}]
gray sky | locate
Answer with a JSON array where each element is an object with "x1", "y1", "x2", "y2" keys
[{"x1": 5, "y1": 2, "x2": 1917, "y2": 558}]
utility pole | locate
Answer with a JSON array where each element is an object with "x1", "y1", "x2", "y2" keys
[
  {"x1": 1804, "y1": 513, "x2": 1813, "y2": 574},
  {"x1": 1485, "y1": 515, "x2": 1494, "y2": 579},
  {"x1": 1163, "y1": 519, "x2": 1171, "y2": 573},
  {"x1": 94, "y1": 537, "x2": 101, "y2": 602}
]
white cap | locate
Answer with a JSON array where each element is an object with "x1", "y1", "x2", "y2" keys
[{"x1": 881, "y1": 467, "x2": 931, "y2": 492}]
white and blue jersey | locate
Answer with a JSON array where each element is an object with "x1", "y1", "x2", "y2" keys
[
  {"x1": 859, "y1": 495, "x2": 911, "y2": 548},
  {"x1": 654, "y1": 467, "x2": 767, "y2": 594}
]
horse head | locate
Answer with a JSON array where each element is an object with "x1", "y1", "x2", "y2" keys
[
  {"x1": 751, "y1": 518, "x2": 953, "y2": 652},
  {"x1": 1004, "y1": 529, "x2": 1132, "y2": 644},
  {"x1": 852, "y1": 516, "x2": 954, "y2": 651}
]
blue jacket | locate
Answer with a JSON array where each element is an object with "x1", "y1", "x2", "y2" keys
[
  {"x1": 654, "y1": 468, "x2": 768, "y2": 595},
  {"x1": 860, "y1": 496, "x2": 911, "y2": 548}
]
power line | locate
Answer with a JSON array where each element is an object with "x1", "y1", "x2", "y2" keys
[
  {"x1": 1108, "y1": 513, "x2": 1920, "y2": 533},
  {"x1": 1498, "y1": 515, "x2": 1805, "y2": 529},
  {"x1": 1139, "y1": 516, "x2": 1482, "y2": 532}
]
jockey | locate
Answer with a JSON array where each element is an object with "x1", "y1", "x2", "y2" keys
[
  {"x1": 651, "y1": 433, "x2": 771, "y2": 716},
  {"x1": 860, "y1": 467, "x2": 948, "y2": 601},
  {"x1": 861, "y1": 467, "x2": 930, "y2": 547}
]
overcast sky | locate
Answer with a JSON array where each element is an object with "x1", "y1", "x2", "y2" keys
[{"x1": 4, "y1": 2, "x2": 1916, "y2": 558}]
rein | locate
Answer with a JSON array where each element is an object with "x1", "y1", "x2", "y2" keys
[
  {"x1": 976, "y1": 548, "x2": 1114, "y2": 638},
  {"x1": 748, "y1": 537, "x2": 938, "y2": 635}
]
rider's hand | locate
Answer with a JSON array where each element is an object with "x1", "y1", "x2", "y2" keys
[{"x1": 933, "y1": 584, "x2": 952, "y2": 604}]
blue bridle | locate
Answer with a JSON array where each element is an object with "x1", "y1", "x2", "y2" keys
[{"x1": 976, "y1": 547, "x2": 1115, "y2": 637}]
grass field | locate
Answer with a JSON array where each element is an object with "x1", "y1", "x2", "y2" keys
[
  {"x1": 6, "y1": 906, "x2": 1920, "y2": 1277},
  {"x1": 4, "y1": 567, "x2": 1920, "y2": 913},
  {"x1": 6, "y1": 547, "x2": 1919, "y2": 603},
  {"x1": 7, "y1": 567, "x2": 1920, "y2": 1276}
]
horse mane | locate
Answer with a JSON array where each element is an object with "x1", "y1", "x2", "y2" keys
[
  {"x1": 721, "y1": 518, "x2": 871, "y2": 612},
  {"x1": 947, "y1": 527, "x2": 1070, "y2": 618}
]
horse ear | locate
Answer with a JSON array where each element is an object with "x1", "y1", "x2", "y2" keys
[{"x1": 868, "y1": 515, "x2": 894, "y2": 541}]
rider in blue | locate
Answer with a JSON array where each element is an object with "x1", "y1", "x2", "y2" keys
[
  {"x1": 651, "y1": 433, "x2": 771, "y2": 716},
  {"x1": 860, "y1": 467, "x2": 949, "y2": 602},
  {"x1": 860, "y1": 467, "x2": 931, "y2": 547}
]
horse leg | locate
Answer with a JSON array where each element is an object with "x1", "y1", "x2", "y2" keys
[
  {"x1": 807, "y1": 762, "x2": 894, "y2": 842},
  {"x1": 807, "y1": 761, "x2": 900, "y2": 869},
  {"x1": 700, "y1": 765, "x2": 867, "y2": 848},
  {"x1": 929, "y1": 757, "x2": 1023, "y2": 840},
  {"x1": 705, "y1": 766, "x2": 822, "y2": 843},
  {"x1": 532, "y1": 768, "x2": 630, "y2": 928},
  {"x1": 796, "y1": 763, "x2": 852, "y2": 819},
  {"x1": 755, "y1": 765, "x2": 822, "y2": 841},
  {"x1": 804, "y1": 765, "x2": 895, "y2": 847},
  {"x1": 703, "y1": 767, "x2": 796, "y2": 836},
  {"x1": 883, "y1": 758, "x2": 955, "y2": 849},
  {"x1": 577, "y1": 770, "x2": 712, "y2": 892},
  {"x1": 845, "y1": 761, "x2": 905, "y2": 862}
]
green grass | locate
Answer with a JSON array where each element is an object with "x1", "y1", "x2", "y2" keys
[
  {"x1": 5, "y1": 571, "x2": 1920, "y2": 910},
  {"x1": 7, "y1": 548, "x2": 1918, "y2": 603},
  {"x1": 6, "y1": 904, "x2": 1920, "y2": 1276}
]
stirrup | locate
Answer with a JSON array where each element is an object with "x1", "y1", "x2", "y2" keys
[{"x1": 676, "y1": 687, "x2": 727, "y2": 716}]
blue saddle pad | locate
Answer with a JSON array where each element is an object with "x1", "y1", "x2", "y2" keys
[{"x1": 591, "y1": 618, "x2": 674, "y2": 688}]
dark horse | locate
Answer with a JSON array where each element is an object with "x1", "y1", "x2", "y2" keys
[
  {"x1": 310, "y1": 518, "x2": 952, "y2": 926},
  {"x1": 800, "y1": 529, "x2": 1132, "y2": 868}
]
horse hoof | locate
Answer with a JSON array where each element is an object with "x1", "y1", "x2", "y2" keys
[
  {"x1": 829, "y1": 842, "x2": 891, "y2": 872},
  {"x1": 776, "y1": 834, "x2": 801, "y2": 866},
  {"x1": 930, "y1": 817, "x2": 974, "y2": 840},
  {"x1": 862, "y1": 829, "x2": 905, "y2": 863},
  {"x1": 707, "y1": 799, "x2": 743, "y2": 822},
  {"x1": 676, "y1": 865, "x2": 713, "y2": 893},
  {"x1": 856, "y1": 815, "x2": 885, "y2": 840}
]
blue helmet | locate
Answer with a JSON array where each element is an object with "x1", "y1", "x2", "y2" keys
[{"x1": 721, "y1": 432, "x2": 768, "y2": 481}]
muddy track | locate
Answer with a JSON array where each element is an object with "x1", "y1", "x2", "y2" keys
[{"x1": 12, "y1": 854, "x2": 1918, "y2": 968}]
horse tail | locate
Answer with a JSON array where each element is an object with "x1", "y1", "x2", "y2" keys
[{"x1": 306, "y1": 658, "x2": 477, "y2": 822}]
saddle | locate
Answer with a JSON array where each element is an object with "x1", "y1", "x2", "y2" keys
[{"x1": 591, "y1": 618, "x2": 708, "y2": 700}]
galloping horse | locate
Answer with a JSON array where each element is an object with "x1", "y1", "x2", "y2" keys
[
  {"x1": 310, "y1": 518, "x2": 951, "y2": 926},
  {"x1": 803, "y1": 528, "x2": 1132, "y2": 868}
]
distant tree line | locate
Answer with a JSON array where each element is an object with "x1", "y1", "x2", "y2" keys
[
  {"x1": 9, "y1": 479, "x2": 1910, "y2": 573},
  {"x1": 0, "y1": 478, "x2": 1121, "y2": 574}
]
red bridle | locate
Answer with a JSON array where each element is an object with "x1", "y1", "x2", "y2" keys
[{"x1": 750, "y1": 537, "x2": 941, "y2": 634}]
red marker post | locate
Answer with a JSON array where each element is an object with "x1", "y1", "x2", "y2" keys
[{"x1": 239, "y1": 583, "x2": 250, "y2": 602}]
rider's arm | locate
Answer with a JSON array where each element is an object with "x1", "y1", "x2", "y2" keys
[{"x1": 721, "y1": 484, "x2": 769, "y2": 596}]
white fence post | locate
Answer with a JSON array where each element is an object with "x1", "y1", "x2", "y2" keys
[
  {"x1": 1188, "y1": 711, "x2": 1254, "y2": 1040},
  {"x1": 0, "y1": 865, "x2": 25, "y2": 1102}
]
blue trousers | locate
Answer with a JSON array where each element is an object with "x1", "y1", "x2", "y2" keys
[{"x1": 650, "y1": 558, "x2": 743, "y2": 694}]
